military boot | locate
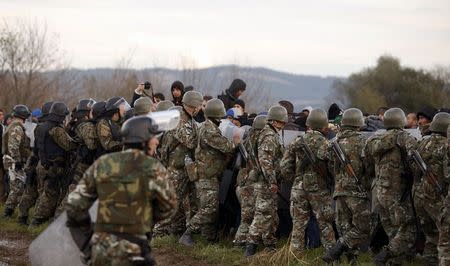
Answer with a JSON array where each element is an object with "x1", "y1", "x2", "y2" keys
[
  {"x1": 322, "y1": 241, "x2": 349, "y2": 263},
  {"x1": 2, "y1": 208, "x2": 13, "y2": 218},
  {"x1": 373, "y1": 247, "x2": 394, "y2": 266},
  {"x1": 17, "y1": 216, "x2": 28, "y2": 225},
  {"x1": 178, "y1": 229, "x2": 195, "y2": 247},
  {"x1": 244, "y1": 243, "x2": 257, "y2": 257}
]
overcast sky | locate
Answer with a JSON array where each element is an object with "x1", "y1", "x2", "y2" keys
[{"x1": 1, "y1": 0, "x2": 449, "y2": 76}]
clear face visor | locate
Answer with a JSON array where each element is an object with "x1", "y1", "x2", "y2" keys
[
  {"x1": 86, "y1": 98, "x2": 96, "y2": 109},
  {"x1": 147, "y1": 110, "x2": 181, "y2": 131},
  {"x1": 114, "y1": 98, "x2": 132, "y2": 113}
]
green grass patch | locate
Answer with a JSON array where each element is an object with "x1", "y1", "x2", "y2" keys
[{"x1": 0, "y1": 203, "x2": 48, "y2": 237}]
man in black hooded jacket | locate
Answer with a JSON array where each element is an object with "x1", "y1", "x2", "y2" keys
[
  {"x1": 171, "y1": 80, "x2": 185, "y2": 106},
  {"x1": 218, "y1": 79, "x2": 246, "y2": 110}
]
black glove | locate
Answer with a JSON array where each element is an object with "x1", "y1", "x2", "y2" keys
[
  {"x1": 15, "y1": 162, "x2": 23, "y2": 171},
  {"x1": 25, "y1": 169, "x2": 37, "y2": 186}
]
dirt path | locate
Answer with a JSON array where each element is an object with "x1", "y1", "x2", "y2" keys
[{"x1": 0, "y1": 231, "x2": 211, "y2": 266}]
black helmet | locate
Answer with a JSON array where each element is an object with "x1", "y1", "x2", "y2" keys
[
  {"x1": 49, "y1": 102, "x2": 70, "y2": 117},
  {"x1": 77, "y1": 98, "x2": 96, "y2": 112},
  {"x1": 121, "y1": 116, "x2": 161, "y2": 144},
  {"x1": 42, "y1": 101, "x2": 54, "y2": 116},
  {"x1": 92, "y1": 101, "x2": 106, "y2": 119},
  {"x1": 105, "y1": 97, "x2": 131, "y2": 113},
  {"x1": 12, "y1": 105, "x2": 31, "y2": 119}
]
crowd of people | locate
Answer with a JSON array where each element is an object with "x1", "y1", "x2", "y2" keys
[{"x1": 0, "y1": 78, "x2": 449, "y2": 266}]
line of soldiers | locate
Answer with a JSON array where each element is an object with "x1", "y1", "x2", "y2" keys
[{"x1": 1, "y1": 89, "x2": 449, "y2": 265}]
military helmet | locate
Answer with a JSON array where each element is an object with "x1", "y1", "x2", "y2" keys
[
  {"x1": 49, "y1": 102, "x2": 69, "y2": 117},
  {"x1": 41, "y1": 101, "x2": 54, "y2": 116},
  {"x1": 252, "y1": 115, "x2": 267, "y2": 130},
  {"x1": 341, "y1": 108, "x2": 364, "y2": 127},
  {"x1": 306, "y1": 108, "x2": 328, "y2": 129},
  {"x1": 134, "y1": 97, "x2": 153, "y2": 115},
  {"x1": 267, "y1": 105, "x2": 288, "y2": 122},
  {"x1": 105, "y1": 97, "x2": 130, "y2": 113},
  {"x1": 182, "y1": 91, "x2": 203, "y2": 108},
  {"x1": 121, "y1": 116, "x2": 161, "y2": 144},
  {"x1": 383, "y1": 107, "x2": 406, "y2": 129},
  {"x1": 77, "y1": 98, "x2": 96, "y2": 112},
  {"x1": 12, "y1": 105, "x2": 31, "y2": 119},
  {"x1": 92, "y1": 101, "x2": 106, "y2": 119},
  {"x1": 156, "y1": 100, "x2": 175, "y2": 112},
  {"x1": 205, "y1": 98, "x2": 226, "y2": 118},
  {"x1": 430, "y1": 112, "x2": 450, "y2": 133}
]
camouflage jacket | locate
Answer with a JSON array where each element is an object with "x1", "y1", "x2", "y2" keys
[
  {"x1": 49, "y1": 126, "x2": 78, "y2": 152},
  {"x1": 157, "y1": 129, "x2": 177, "y2": 167},
  {"x1": 195, "y1": 119, "x2": 235, "y2": 180},
  {"x1": 327, "y1": 128, "x2": 369, "y2": 198},
  {"x1": 167, "y1": 108, "x2": 198, "y2": 170},
  {"x1": 96, "y1": 118, "x2": 122, "y2": 152},
  {"x1": 237, "y1": 128, "x2": 262, "y2": 187},
  {"x1": 257, "y1": 124, "x2": 284, "y2": 185},
  {"x1": 1, "y1": 119, "x2": 31, "y2": 164},
  {"x1": 66, "y1": 149, "x2": 177, "y2": 235},
  {"x1": 364, "y1": 129, "x2": 417, "y2": 198},
  {"x1": 75, "y1": 121, "x2": 97, "y2": 150},
  {"x1": 280, "y1": 130, "x2": 330, "y2": 192},
  {"x1": 413, "y1": 133, "x2": 449, "y2": 200}
]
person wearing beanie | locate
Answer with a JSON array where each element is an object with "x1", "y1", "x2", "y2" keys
[
  {"x1": 327, "y1": 103, "x2": 343, "y2": 126},
  {"x1": 417, "y1": 105, "x2": 438, "y2": 136},
  {"x1": 218, "y1": 78, "x2": 246, "y2": 110},
  {"x1": 279, "y1": 100, "x2": 299, "y2": 130}
]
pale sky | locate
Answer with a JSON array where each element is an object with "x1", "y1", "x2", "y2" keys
[{"x1": 1, "y1": 0, "x2": 449, "y2": 76}]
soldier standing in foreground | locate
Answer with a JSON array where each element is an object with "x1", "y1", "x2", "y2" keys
[
  {"x1": 245, "y1": 105, "x2": 287, "y2": 257},
  {"x1": 2, "y1": 105, "x2": 31, "y2": 218},
  {"x1": 412, "y1": 112, "x2": 450, "y2": 265},
  {"x1": 233, "y1": 115, "x2": 267, "y2": 246},
  {"x1": 16, "y1": 102, "x2": 53, "y2": 225},
  {"x1": 322, "y1": 108, "x2": 371, "y2": 264},
  {"x1": 30, "y1": 102, "x2": 77, "y2": 226},
  {"x1": 437, "y1": 125, "x2": 450, "y2": 265},
  {"x1": 179, "y1": 99, "x2": 238, "y2": 246},
  {"x1": 280, "y1": 108, "x2": 335, "y2": 253},
  {"x1": 66, "y1": 116, "x2": 177, "y2": 266},
  {"x1": 365, "y1": 108, "x2": 418, "y2": 265}
]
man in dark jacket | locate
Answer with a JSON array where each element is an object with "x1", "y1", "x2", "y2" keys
[
  {"x1": 171, "y1": 80, "x2": 185, "y2": 106},
  {"x1": 417, "y1": 105, "x2": 438, "y2": 136},
  {"x1": 218, "y1": 79, "x2": 246, "y2": 110}
]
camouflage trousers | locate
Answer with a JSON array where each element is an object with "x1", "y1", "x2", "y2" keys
[
  {"x1": 32, "y1": 166, "x2": 64, "y2": 221},
  {"x1": 18, "y1": 162, "x2": 46, "y2": 218},
  {"x1": 290, "y1": 183, "x2": 335, "y2": 251},
  {"x1": 154, "y1": 168, "x2": 197, "y2": 236},
  {"x1": 376, "y1": 191, "x2": 416, "y2": 257},
  {"x1": 414, "y1": 194, "x2": 443, "y2": 265},
  {"x1": 0, "y1": 165, "x2": 6, "y2": 203},
  {"x1": 90, "y1": 232, "x2": 151, "y2": 266},
  {"x1": 55, "y1": 162, "x2": 90, "y2": 217},
  {"x1": 4, "y1": 177, "x2": 25, "y2": 211},
  {"x1": 247, "y1": 182, "x2": 278, "y2": 246},
  {"x1": 234, "y1": 184, "x2": 255, "y2": 244},
  {"x1": 438, "y1": 200, "x2": 450, "y2": 266},
  {"x1": 187, "y1": 178, "x2": 219, "y2": 239},
  {"x1": 335, "y1": 196, "x2": 371, "y2": 250}
]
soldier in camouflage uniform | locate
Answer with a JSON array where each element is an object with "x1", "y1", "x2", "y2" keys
[
  {"x1": 133, "y1": 97, "x2": 153, "y2": 116},
  {"x1": 163, "y1": 91, "x2": 203, "y2": 235},
  {"x1": 280, "y1": 108, "x2": 335, "y2": 253},
  {"x1": 66, "y1": 116, "x2": 177, "y2": 266},
  {"x1": 233, "y1": 115, "x2": 267, "y2": 246},
  {"x1": 438, "y1": 137, "x2": 449, "y2": 266},
  {"x1": 2, "y1": 105, "x2": 31, "y2": 218},
  {"x1": 365, "y1": 108, "x2": 418, "y2": 265},
  {"x1": 16, "y1": 101, "x2": 53, "y2": 224},
  {"x1": 96, "y1": 97, "x2": 130, "y2": 156},
  {"x1": 156, "y1": 100, "x2": 175, "y2": 112},
  {"x1": 412, "y1": 112, "x2": 450, "y2": 265},
  {"x1": 179, "y1": 99, "x2": 238, "y2": 246},
  {"x1": 322, "y1": 108, "x2": 371, "y2": 263},
  {"x1": 30, "y1": 102, "x2": 77, "y2": 226},
  {"x1": 245, "y1": 106, "x2": 287, "y2": 257}
]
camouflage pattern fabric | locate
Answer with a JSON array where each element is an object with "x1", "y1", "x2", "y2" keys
[
  {"x1": 326, "y1": 128, "x2": 371, "y2": 250},
  {"x1": 5, "y1": 179, "x2": 25, "y2": 211},
  {"x1": 66, "y1": 149, "x2": 176, "y2": 265},
  {"x1": 365, "y1": 129, "x2": 418, "y2": 258},
  {"x1": 96, "y1": 118, "x2": 122, "y2": 152},
  {"x1": 280, "y1": 130, "x2": 335, "y2": 250},
  {"x1": 412, "y1": 133, "x2": 449, "y2": 265},
  {"x1": 18, "y1": 162, "x2": 46, "y2": 218},
  {"x1": 247, "y1": 124, "x2": 284, "y2": 246},
  {"x1": 188, "y1": 119, "x2": 235, "y2": 238},
  {"x1": 438, "y1": 186, "x2": 450, "y2": 266}
]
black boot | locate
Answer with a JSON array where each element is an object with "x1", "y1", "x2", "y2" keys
[
  {"x1": 374, "y1": 248, "x2": 394, "y2": 266},
  {"x1": 322, "y1": 241, "x2": 349, "y2": 263},
  {"x1": 17, "y1": 216, "x2": 28, "y2": 225},
  {"x1": 178, "y1": 229, "x2": 195, "y2": 247},
  {"x1": 2, "y1": 208, "x2": 13, "y2": 218},
  {"x1": 244, "y1": 243, "x2": 257, "y2": 257}
]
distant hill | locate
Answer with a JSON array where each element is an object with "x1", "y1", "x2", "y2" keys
[{"x1": 68, "y1": 65, "x2": 341, "y2": 111}]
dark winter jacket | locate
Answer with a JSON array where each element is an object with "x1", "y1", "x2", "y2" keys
[{"x1": 218, "y1": 79, "x2": 246, "y2": 110}]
